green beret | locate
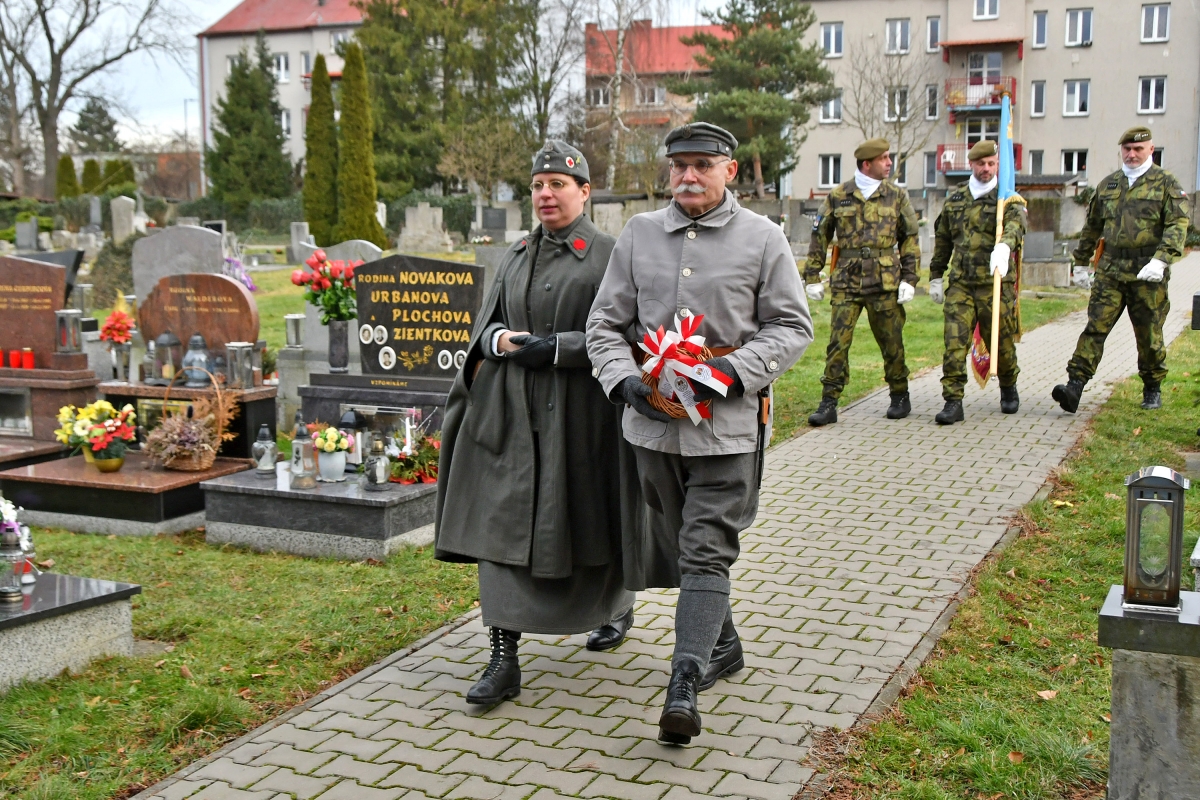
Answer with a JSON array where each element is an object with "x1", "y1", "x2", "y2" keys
[
  {"x1": 854, "y1": 138, "x2": 890, "y2": 161},
  {"x1": 968, "y1": 140, "x2": 998, "y2": 160},
  {"x1": 664, "y1": 122, "x2": 738, "y2": 157},
  {"x1": 532, "y1": 140, "x2": 590, "y2": 183},
  {"x1": 1119, "y1": 126, "x2": 1153, "y2": 145}
]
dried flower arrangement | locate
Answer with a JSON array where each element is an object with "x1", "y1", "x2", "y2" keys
[{"x1": 143, "y1": 395, "x2": 240, "y2": 471}]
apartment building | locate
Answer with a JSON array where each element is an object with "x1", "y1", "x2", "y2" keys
[
  {"x1": 795, "y1": 0, "x2": 1199, "y2": 197},
  {"x1": 198, "y1": 0, "x2": 363, "y2": 169}
]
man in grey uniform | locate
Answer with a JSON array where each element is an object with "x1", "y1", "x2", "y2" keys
[{"x1": 587, "y1": 122, "x2": 813, "y2": 744}]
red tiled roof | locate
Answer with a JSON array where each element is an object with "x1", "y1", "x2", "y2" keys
[
  {"x1": 586, "y1": 20, "x2": 728, "y2": 77},
  {"x1": 201, "y1": 0, "x2": 362, "y2": 37}
]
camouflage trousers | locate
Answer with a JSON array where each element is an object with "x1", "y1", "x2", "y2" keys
[
  {"x1": 821, "y1": 290, "x2": 908, "y2": 401},
  {"x1": 941, "y1": 280, "x2": 1020, "y2": 400},
  {"x1": 1067, "y1": 275, "x2": 1170, "y2": 387}
]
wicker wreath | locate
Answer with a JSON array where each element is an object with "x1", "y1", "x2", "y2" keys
[{"x1": 640, "y1": 345, "x2": 715, "y2": 419}]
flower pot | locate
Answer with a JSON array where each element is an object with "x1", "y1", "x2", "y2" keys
[
  {"x1": 93, "y1": 456, "x2": 124, "y2": 473},
  {"x1": 317, "y1": 449, "x2": 347, "y2": 482},
  {"x1": 327, "y1": 319, "x2": 349, "y2": 374},
  {"x1": 81, "y1": 448, "x2": 95, "y2": 464}
]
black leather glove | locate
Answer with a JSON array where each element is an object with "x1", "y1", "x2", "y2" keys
[
  {"x1": 506, "y1": 334, "x2": 557, "y2": 370},
  {"x1": 611, "y1": 376, "x2": 672, "y2": 422},
  {"x1": 690, "y1": 356, "x2": 743, "y2": 402}
]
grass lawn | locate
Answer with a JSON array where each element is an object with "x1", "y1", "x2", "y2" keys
[
  {"x1": 251, "y1": 267, "x2": 308, "y2": 353},
  {"x1": 770, "y1": 289, "x2": 1088, "y2": 442},
  {"x1": 813, "y1": 329, "x2": 1200, "y2": 800}
]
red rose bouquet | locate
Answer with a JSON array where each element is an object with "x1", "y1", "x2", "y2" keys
[{"x1": 291, "y1": 249, "x2": 364, "y2": 324}]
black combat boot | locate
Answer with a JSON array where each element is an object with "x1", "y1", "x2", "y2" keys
[
  {"x1": 886, "y1": 391, "x2": 911, "y2": 419},
  {"x1": 1142, "y1": 384, "x2": 1162, "y2": 410},
  {"x1": 699, "y1": 616, "x2": 744, "y2": 692},
  {"x1": 658, "y1": 659, "x2": 703, "y2": 744},
  {"x1": 1052, "y1": 378, "x2": 1086, "y2": 413},
  {"x1": 466, "y1": 627, "x2": 521, "y2": 705},
  {"x1": 1000, "y1": 386, "x2": 1019, "y2": 414},
  {"x1": 808, "y1": 397, "x2": 838, "y2": 427},
  {"x1": 935, "y1": 399, "x2": 964, "y2": 425},
  {"x1": 586, "y1": 607, "x2": 634, "y2": 651}
]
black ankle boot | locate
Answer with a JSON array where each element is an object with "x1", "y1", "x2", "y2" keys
[
  {"x1": 658, "y1": 659, "x2": 702, "y2": 743},
  {"x1": 1000, "y1": 385, "x2": 1019, "y2": 414},
  {"x1": 466, "y1": 627, "x2": 521, "y2": 705},
  {"x1": 1052, "y1": 378, "x2": 1085, "y2": 413},
  {"x1": 587, "y1": 607, "x2": 634, "y2": 651},
  {"x1": 699, "y1": 617, "x2": 744, "y2": 692},
  {"x1": 808, "y1": 397, "x2": 838, "y2": 427},
  {"x1": 935, "y1": 399, "x2": 964, "y2": 425},
  {"x1": 1142, "y1": 384, "x2": 1162, "y2": 410},
  {"x1": 886, "y1": 391, "x2": 911, "y2": 419}
]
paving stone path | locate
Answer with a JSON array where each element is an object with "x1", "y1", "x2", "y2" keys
[{"x1": 140, "y1": 257, "x2": 1200, "y2": 800}]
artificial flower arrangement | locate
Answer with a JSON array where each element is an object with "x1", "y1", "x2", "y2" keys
[
  {"x1": 389, "y1": 433, "x2": 440, "y2": 484},
  {"x1": 313, "y1": 426, "x2": 354, "y2": 454},
  {"x1": 291, "y1": 249, "x2": 364, "y2": 323},
  {"x1": 99, "y1": 309, "x2": 134, "y2": 345},
  {"x1": 143, "y1": 396, "x2": 239, "y2": 471},
  {"x1": 223, "y1": 256, "x2": 258, "y2": 292},
  {"x1": 55, "y1": 400, "x2": 137, "y2": 459}
]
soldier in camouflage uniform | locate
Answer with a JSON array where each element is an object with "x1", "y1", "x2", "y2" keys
[
  {"x1": 805, "y1": 138, "x2": 921, "y2": 426},
  {"x1": 1052, "y1": 126, "x2": 1190, "y2": 413},
  {"x1": 929, "y1": 139, "x2": 1026, "y2": 424}
]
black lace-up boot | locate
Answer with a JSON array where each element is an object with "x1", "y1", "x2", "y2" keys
[
  {"x1": 1052, "y1": 378, "x2": 1086, "y2": 413},
  {"x1": 886, "y1": 391, "x2": 911, "y2": 419},
  {"x1": 808, "y1": 397, "x2": 838, "y2": 427},
  {"x1": 658, "y1": 659, "x2": 703, "y2": 744},
  {"x1": 1142, "y1": 384, "x2": 1162, "y2": 410},
  {"x1": 1000, "y1": 386, "x2": 1019, "y2": 414},
  {"x1": 466, "y1": 627, "x2": 521, "y2": 705},
  {"x1": 699, "y1": 615, "x2": 744, "y2": 692}
]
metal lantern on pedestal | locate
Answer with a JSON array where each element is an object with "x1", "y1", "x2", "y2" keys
[
  {"x1": 252, "y1": 424, "x2": 278, "y2": 477},
  {"x1": 339, "y1": 409, "x2": 367, "y2": 466},
  {"x1": 289, "y1": 411, "x2": 317, "y2": 490},
  {"x1": 285, "y1": 314, "x2": 305, "y2": 349},
  {"x1": 55, "y1": 309, "x2": 84, "y2": 354},
  {"x1": 225, "y1": 342, "x2": 254, "y2": 389},
  {"x1": 1123, "y1": 466, "x2": 1189, "y2": 612},
  {"x1": 181, "y1": 333, "x2": 211, "y2": 388},
  {"x1": 152, "y1": 332, "x2": 182, "y2": 384},
  {"x1": 0, "y1": 524, "x2": 25, "y2": 603},
  {"x1": 363, "y1": 436, "x2": 390, "y2": 491}
]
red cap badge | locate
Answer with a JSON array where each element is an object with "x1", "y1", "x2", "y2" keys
[
  {"x1": 565, "y1": 156, "x2": 576, "y2": 168},
  {"x1": 573, "y1": 238, "x2": 586, "y2": 250}
]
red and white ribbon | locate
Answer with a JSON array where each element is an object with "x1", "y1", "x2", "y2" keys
[{"x1": 638, "y1": 313, "x2": 733, "y2": 425}]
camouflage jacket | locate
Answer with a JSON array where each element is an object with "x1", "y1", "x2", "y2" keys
[
  {"x1": 1072, "y1": 164, "x2": 1189, "y2": 281},
  {"x1": 805, "y1": 179, "x2": 921, "y2": 295},
  {"x1": 930, "y1": 184, "x2": 1026, "y2": 285}
]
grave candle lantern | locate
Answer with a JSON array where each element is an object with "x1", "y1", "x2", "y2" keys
[
  {"x1": 284, "y1": 314, "x2": 305, "y2": 348},
  {"x1": 20, "y1": 348, "x2": 33, "y2": 369},
  {"x1": 55, "y1": 309, "x2": 84, "y2": 354},
  {"x1": 252, "y1": 424, "x2": 278, "y2": 477},
  {"x1": 363, "y1": 435, "x2": 390, "y2": 491},
  {"x1": 182, "y1": 333, "x2": 211, "y2": 388},
  {"x1": 153, "y1": 332, "x2": 182, "y2": 383},
  {"x1": 339, "y1": 410, "x2": 367, "y2": 466},
  {"x1": 1123, "y1": 466, "x2": 1189, "y2": 612},
  {"x1": 7, "y1": 350, "x2": 19, "y2": 369},
  {"x1": 73, "y1": 283, "x2": 93, "y2": 315},
  {"x1": 0, "y1": 524, "x2": 25, "y2": 603},
  {"x1": 224, "y1": 342, "x2": 254, "y2": 389},
  {"x1": 289, "y1": 411, "x2": 317, "y2": 490}
]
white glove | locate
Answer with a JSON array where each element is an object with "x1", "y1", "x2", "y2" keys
[
  {"x1": 929, "y1": 278, "x2": 944, "y2": 304},
  {"x1": 1072, "y1": 265, "x2": 1093, "y2": 289},
  {"x1": 990, "y1": 242, "x2": 1011, "y2": 277},
  {"x1": 806, "y1": 282, "x2": 825, "y2": 302},
  {"x1": 1137, "y1": 258, "x2": 1166, "y2": 282},
  {"x1": 897, "y1": 281, "x2": 915, "y2": 304}
]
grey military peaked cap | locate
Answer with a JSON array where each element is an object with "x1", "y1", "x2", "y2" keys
[
  {"x1": 664, "y1": 122, "x2": 738, "y2": 158},
  {"x1": 532, "y1": 140, "x2": 590, "y2": 183}
]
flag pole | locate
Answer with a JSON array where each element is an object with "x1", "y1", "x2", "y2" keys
[
  {"x1": 989, "y1": 202, "x2": 1004, "y2": 378},
  {"x1": 990, "y1": 92, "x2": 1017, "y2": 379}
]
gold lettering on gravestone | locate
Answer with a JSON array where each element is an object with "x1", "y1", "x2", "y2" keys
[
  {"x1": 0, "y1": 284, "x2": 54, "y2": 312},
  {"x1": 163, "y1": 286, "x2": 240, "y2": 315}
]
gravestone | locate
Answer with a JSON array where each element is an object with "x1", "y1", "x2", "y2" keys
[
  {"x1": 290, "y1": 221, "x2": 313, "y2": 262},
  {"x1": 376, "y1": 201, "x2": 387, "y2": 229},
  {"x1": 0, "y1": 255, "x2": 67, "y2": 366},
  {"x1": 20, "y1": 250, "x2": 85, "y2": 303},
  {"x1": 176, "y1": 216, "x2": 200, "y2": 227},
  {"x1": 592, "y1": 203, "x2": 624, "y2": 237},
  {"x1": 397, "y1": 203, "x2": 453, "y2": 253},
  {"x1": 138, "y1": 273, "x2": 260, "y2": 356},
  {"x1": 1024, "y1": 231, "x2": 1055, "y2": 260},
  {"x1": 87, "y1": 196, "x2": 102, "y2": 232},
  {"x1": 131, "y1": 225, "x2": 224, "y2": 301},
  {"x1": 37, "y1": 233, "x2": 52, "y2": 251},
  {"x1": 296, "y1": 238, "x2": 382, "y2": 266},
  {"x1": 111, "y1": 196, "x2": 136, "y2": 245},
  {"x1": 482, "y1": 207, "x2": 506, "y2": 229},
  {"x1": 14, "y1": 220, "x2": 37, "y2": 251}
]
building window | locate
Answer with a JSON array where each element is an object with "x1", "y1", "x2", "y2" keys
[
  {"x1": 892, "y1": 154, "x2": 908, "y2": 186},
  {"x1": 1063, "y1": 149, "x2": 1087, "y2": 173},
  {"x1": 820, "y1": 93, "x2": 843, "y2": 123},
  {"x1": 975, "y1": 0, "x2": 999, "y2": 20},
  {"x1": 819, "y1": 155, "x2": 842, "y2": 187},
  {"x1": 885, "y1": 19, "x2": 910, "y2": 54},
  {"x1": 925, "y1": 84, "x2": 938, "y2": 119},
  {"x1": 1152, "y1": 149, "x2": 1164, "y2": 166},
  {"x1": 1064, "y1": 79, "x2": 1090, "y2": 115},
  {"x1": 587, "y1": 86, "x2": 610, "y2": 107},
  {"x1": 926, "y1": 17, "x2": 941, "y2": 52},
  {"x1": 968, "y1": 52, "x2": 1002, "y2": 82},
  {"x1": 1139, "y1": 76, "x2": 1166, "y2": 113},
  {"x1": 1030, "y1": 150, "x2": 1044, "y2": 175},
  {"x1": 331, "y1": 30, "x2": 352, "y2": 49},
  {"x1": 637, "y1": 84, "x2": 665, "y2": 106},
  {"x1": 822, "y1": 22, "x2": 843, "y2": 57},
  {"x1": 885, "y1": 87, "x2": 909, "y2": 121},
  {"x1": 225, "y1": 55, "x2": 241, "y2": 75},
  {"x1": 300, "y1": 51, "x2": 311, "y2": 76},
  {"x1": 1142, "y1": 5, "x2": 1169, "y2": 42},
  {"x1": 1033, "y1": 10, "x2": 1048, "y2": 47},
  {"x1": 280, "y1": 110, "x2": 291, "y2": 140},
  {"x1": 1031, "y1": 81, "x2": 1046, "y2": 116},
  {"x1": 1065, "y1": 9, "x2": 1093, "y2": 46},
  {"x1": 966, "y1": 118, "x2": 1000, "y2": 144},
  {"x1": 272, "y1": 53, "x2": 289, "y2": 83},
  {"x1": 924, "y1": 152, "x2": 938, "y2": 186}
]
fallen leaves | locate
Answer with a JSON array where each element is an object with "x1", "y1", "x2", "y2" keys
[
  {"x1": 180, "y1": 664, "x2": 194, "y2": 679},
  {"x1": 1005, "y1": 568, "x2": 1017, "y2": 579},
  {"x1": 1105, "y1": 492, "x2": 1121, "y2": 500},
  {"x1": 1007, "y1": 751, "x2": 1025, "y2": 764},
  {"x1": 1037, "y1": 637, "x2": 1052, "y2": 648},
  {"x1": 1052, "y1": 500, "x2": 1074, "y2": 508},
  {"x1": 1101, "y1": 713, "x2": 1112, "y2": 723},
  {"x1": 1132, "y1": 427, "x2": 1142, "y2": 437},
  {"x1": 154, "y1": 660, "x2": 166, "y2": 669},
  {"x1": 36, "y1": 558, "x2": 54, "y2": 569},
  {"x1": 238, "y1": 688, "x2": 253, "y2": 699},
  {"x1": 1037, "y1": 689, "x2": 1058, "y2": 700}
]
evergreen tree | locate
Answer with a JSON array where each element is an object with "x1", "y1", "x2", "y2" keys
[
  {"x1": 205, "y1": 32, "x2": 293, "y2": 216},
  {"x1": 56, "y1": 154, "x2": 80, "y2": 198},
  {"x1": 70, "y1": 98, "x2": 124, "y2": 153},
  {"x1": 103, "y1": 159, "x2": 136, "y2": 186},
  {"x1": 81, "y1": 159, "x2": 102, "y2": 193},
  {"x1": 303, "y1": 54, "x2": 339, "y2": 247},
  {"x1": 332, "y1": 43, "x2": 387, "y2": 247},
  {"x1": 672, "y1": 0, "x2": 834, "y2": 196}
]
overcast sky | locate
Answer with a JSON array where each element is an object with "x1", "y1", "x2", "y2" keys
[{"x1": 102, "y1": 0, "x2": 715, "y2": 146}]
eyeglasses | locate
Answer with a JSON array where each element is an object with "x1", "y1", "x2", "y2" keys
[
  {"x1": 529, "y1": 179, "x2": 572, "y2": 193},
  {"x1": 668, "y1": 158, "x2": 730, "y2": 175}
]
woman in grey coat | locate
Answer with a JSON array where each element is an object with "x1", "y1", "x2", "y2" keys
[{"x1": 434, "y1": 141, "x2": 637, "y2": 705}]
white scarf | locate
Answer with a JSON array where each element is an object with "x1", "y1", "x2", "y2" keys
[
  {"x1": 969, "y1": 175, "x2": 998, "y2": 199},
  {"x1": 1122, "y1": 158, "x2": 1153, "y2": 185},
  {"x1": 854, "y1": 169, "x2": 881, "y2": 200}
]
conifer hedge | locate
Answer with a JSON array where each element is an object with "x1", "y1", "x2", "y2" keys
[{"x1": 303, "y1": 54, "x2": 339, "y2": 247}]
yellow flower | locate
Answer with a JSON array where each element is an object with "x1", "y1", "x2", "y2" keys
[
  {"x1": 121, "y1": 404, "x2": 134, "y2": 413},
  {"x1": 73, "y1": 420, "x2": 90, "y2": 437},
  {"x1": 323, "y1": 441, "x2": 336, "y2": 453}
]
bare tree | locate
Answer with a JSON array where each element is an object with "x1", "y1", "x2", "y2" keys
[
  {"x1": 840, "y1": 38, "x2": 939, "y2": 182},
  {"x1": 589, "y1": 0, "x2": 655, "y2": 190},
  {"x1": 0, "y1": 13, "x2": 34, "y2": 196},
  {"x1": 439, "y1": 117, "x2": 533, "y2": 203},
  {"x1": 0, "y1": 0, "x2": 190, "y2": 197},
  {"x1": 515, "y1": 0, "x2": 587, "y2": 143}
]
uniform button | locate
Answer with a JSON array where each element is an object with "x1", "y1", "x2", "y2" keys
[
  {"x1": 548, "y1": 402, "x2": 554, "y2": 410},
  {"x1": 682, "y1": 268, "x2": 692, "y2": 277},
  {"x1": 591, "y1": 367, "x2": 599, "y2": 377},
  {"x1": 545, "y1": 323, "x2": 552, "y2": 331},
  {"x1": 769, "y1": 360, "x2": 779, "y2": 371},
  {"x1": 680, "y1": 307, "x2": 691, "y2": 317},
  {"x1": 545, "y1": 283, "x2": 552, "y2": 291},
  {"x1": 686, "y1": 230, "x2": 697, "y2": 239}
]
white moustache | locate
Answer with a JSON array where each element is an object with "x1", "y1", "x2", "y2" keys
[{"x1": 672, "y1": 184, "x2": 707, "y2": 195}]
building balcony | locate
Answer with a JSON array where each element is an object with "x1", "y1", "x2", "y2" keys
[
  {"x1": 937, "y1": 143, "x2": 1022, "y2": 175},
  {"x1": 944, "y1": 77, "x2": 1017, "y2": 111}
]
